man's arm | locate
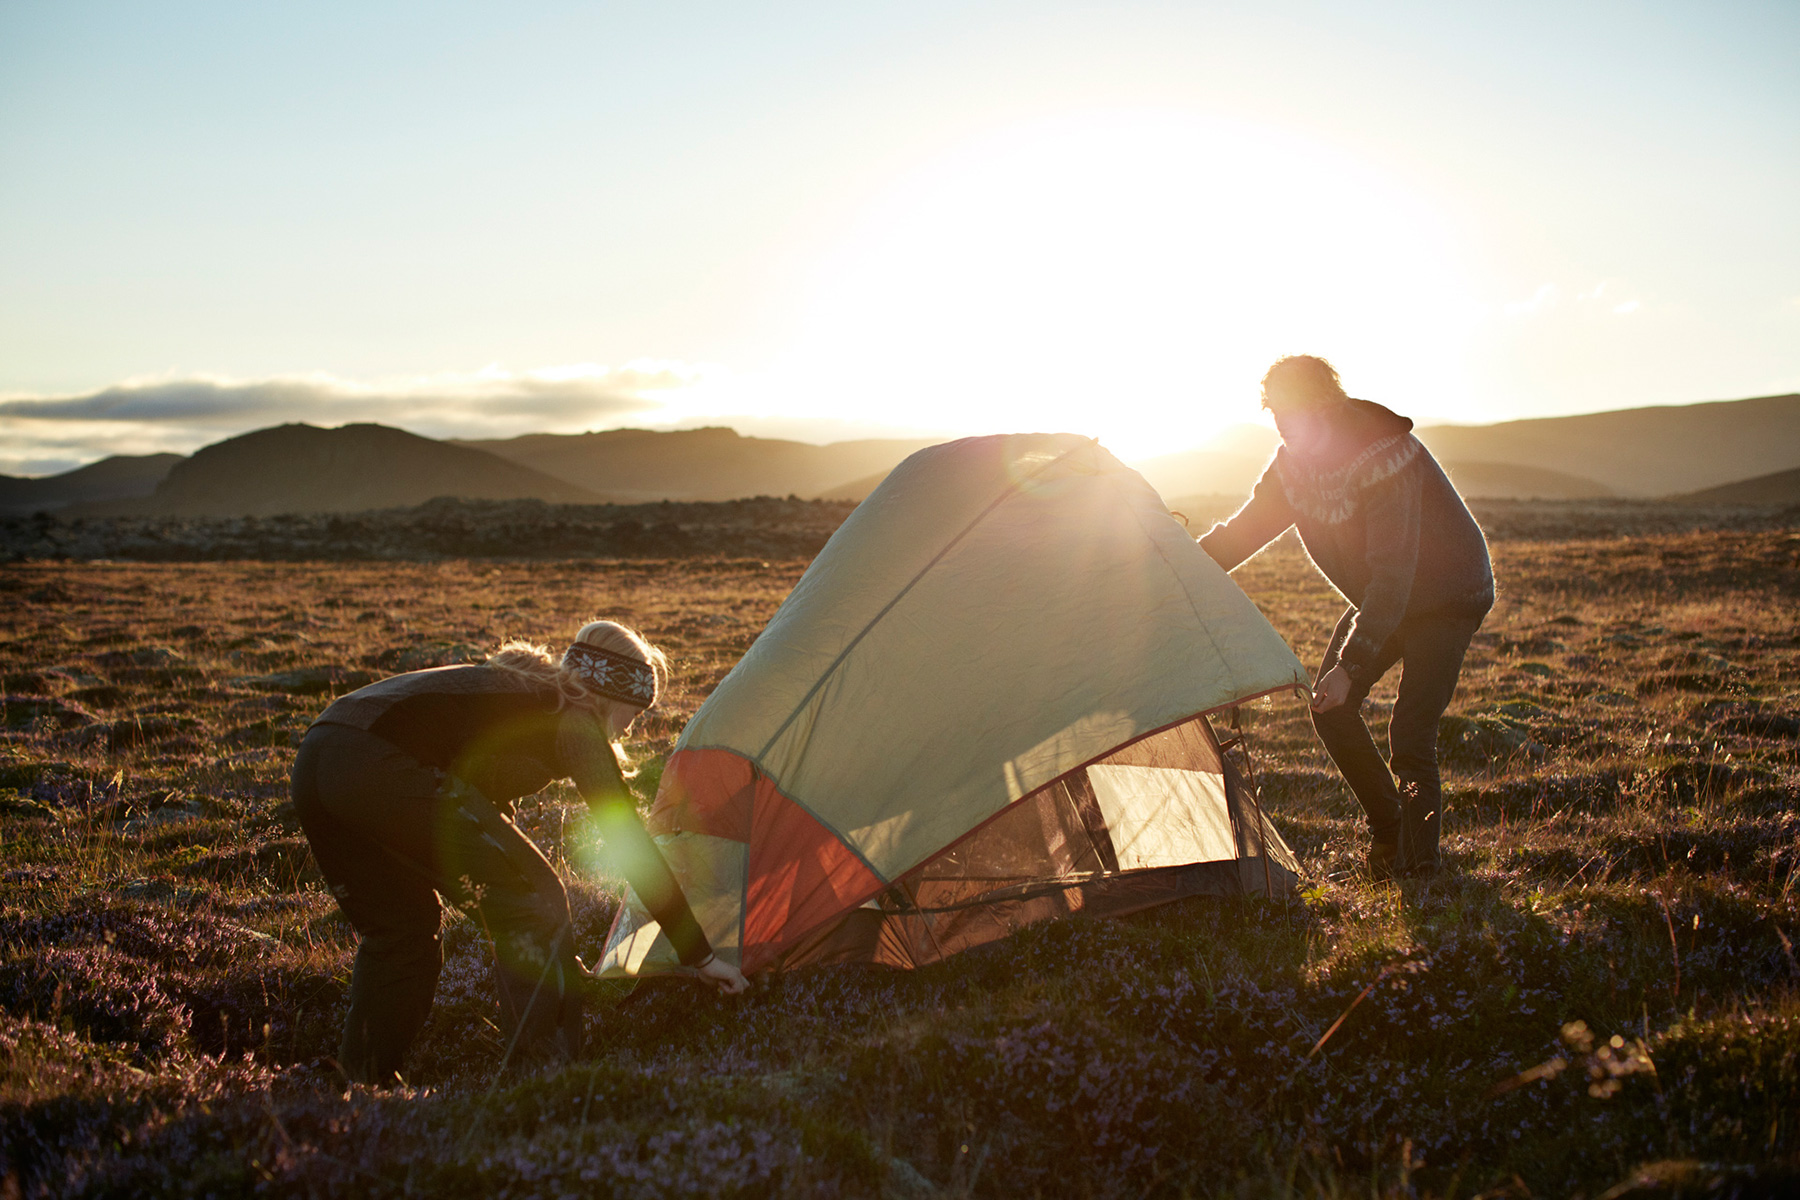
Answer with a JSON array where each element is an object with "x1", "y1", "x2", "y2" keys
[{"x1": 1198, "y1": 461, "x2": 1297, "y2": 571}]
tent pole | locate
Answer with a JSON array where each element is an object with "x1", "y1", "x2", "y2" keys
[
  {"x1": 1230, "y1": 707, "x2": 1276, "y2": 899},
  {"x1": 894, "y1": 878, "x2": 951, "y2": 965}
]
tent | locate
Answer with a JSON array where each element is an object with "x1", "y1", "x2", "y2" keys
[{"x1": 598, "y1": 433, "x2": 1308, "y2": 977}]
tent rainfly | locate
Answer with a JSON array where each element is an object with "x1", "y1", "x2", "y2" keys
[{"x1": 598, "y1": 433, "x2": 1309, "y2": 978}]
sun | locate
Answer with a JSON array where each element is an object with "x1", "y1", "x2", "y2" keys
[{"x1": 771, "y1": 110, "x2": 1478, "y2": 460}]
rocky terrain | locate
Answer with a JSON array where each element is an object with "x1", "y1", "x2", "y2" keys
[
  {"x1": 6, "y1": 495, "x2": 1798, "y2": 565},
  {"x1": 1, "y1": 496, "x2": 862, "y2": 562}
]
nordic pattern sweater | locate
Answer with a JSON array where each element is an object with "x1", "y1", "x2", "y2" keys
[{"x1": 1198, "y1": 400, "x2": 1494, "y2": 681}]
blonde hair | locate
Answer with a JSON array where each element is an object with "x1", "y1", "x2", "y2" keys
[{"x1": 488, "y1": 619, "x2": 670, "y2": 742}]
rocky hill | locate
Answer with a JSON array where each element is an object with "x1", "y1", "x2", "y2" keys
[
  {"x1": 455, "y1": 426, "x2": 940, "y2": 502},
  {"x1": 1415, "y1": 393, "x2": 1800, "y2": 497},
  {"x1": 813, "y1": 469, "x2": 895, "y2": 502},
  {"x1": 1130, "y1": 448, "x2": 1271, "y2": 505},
  {"x1": 1437, "y1": 460, "x2": 1615, "y2": 500},
  {"x1": 1134, "y1": 394, "x2": 1800, "y2": 502},
  {"x1": 94, "y1": 423, "x2": 601, "y2": 517},
  {"x1": 1132, "y1": 446, "x2": 1614, "y2": 503},
  {"x1": 1676, "y1": 466, "x2": 1800, "y2": 506},
  {"x1": 0, "y1": 453, "x2": 182, "y2": 515},
  {"x1": 25, "y1": 391, "x2": 1800, "y2": 519}
]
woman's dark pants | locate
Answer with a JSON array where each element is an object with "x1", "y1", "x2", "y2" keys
[
  {"x1": 1312, "y1": 607, "x2": 1484, "y2": 874},
  {"x1": 291, "y1": 723, "x2": 581, "y2": 1084}
]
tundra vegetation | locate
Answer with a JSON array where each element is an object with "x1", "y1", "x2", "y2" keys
[{"x1": 0, "y1": 514, "x2": 1796, "y2": 1197}]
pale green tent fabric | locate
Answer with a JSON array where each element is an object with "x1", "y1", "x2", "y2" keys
[{"x1": 677, "y1": 432, "x2": 1306, "y2": 881}]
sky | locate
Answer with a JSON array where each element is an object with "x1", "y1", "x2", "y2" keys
[{"x1": 2, "y1": 0, "x2": 1797, "y2": 475}]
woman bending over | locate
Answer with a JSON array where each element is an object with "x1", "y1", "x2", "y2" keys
[{"x1": 291, "y1": 620, "x2": 746, "y2": 1086}]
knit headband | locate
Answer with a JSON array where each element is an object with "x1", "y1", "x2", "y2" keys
[{"x1": 562, "y1": 642, "x2": 658, "y2": 707}]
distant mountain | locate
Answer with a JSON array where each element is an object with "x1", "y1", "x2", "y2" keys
[
  {"x1": 1415, "y1": 393, "x2": 1800, "y2": 497},
  {"x1": 828, "y1": 433, "x2": 1277, "y2": 504},
  {"x1": 93, "y1": 424, "x2": 601, "y2": 517},
  {"x1": 1129, "y1": 449, "x2": 1271, "y2": 503},
  {"x1": 456, "y1": 426, "x2": 942, "y2": 503},
  {"x1": 1437, "y1": 461, "x2": 1614, "y2": 500},
  {"x1": 26, "y1": 391, "x2": 1799, "y2": 520},
  {"x1": 814, "y1": 470, "x2": 893, "y2": 502},
  {"x1": 1674, "y1": 466, "x2": 1800, "y2": 506},
  {"x1": 1125, "y1": 453, "x2": 1608, "y2": 506},
  {"x1": 1132, "y1": 395, "x2": 1798, "y2": 502},
  {"x1": 1202, "y1": 423, "x2": 1283, "y2": 459},
  {"x1": 0, "y1": 453, "x2": 182, "y2": 515}
]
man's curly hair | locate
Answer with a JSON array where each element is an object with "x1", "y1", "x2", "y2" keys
[{"x1": 1260, "y1": 355, "x2": 1349, "y2": 411}]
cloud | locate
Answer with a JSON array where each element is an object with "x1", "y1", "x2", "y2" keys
[
  {"x1": 0, "y1": 364, "x2": 677, "y2": 430},
  {"x1": 0, "y1": 359, "x2": 965, "y2": 477},
  {"x1": 1502, "y1": 282, "x2": 1643, "y2": 320},
  {"x1": 0, "y1": 363, "x2": 706, "y2": 473},
  {"x1": 1503, "y1": 284, "x2": 1559, "y2": 317}
]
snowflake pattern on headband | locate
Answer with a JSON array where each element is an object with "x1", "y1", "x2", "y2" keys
[{"x1": 563, "y1": 642, "x2": 657, "y2": 705}]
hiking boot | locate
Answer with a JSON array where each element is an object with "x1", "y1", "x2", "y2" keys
[
  {"x1": 1398, "y1": 783, "x2": 1440, "y2": 877},
  {"x1": 1367, "y1": 841, "x2": 1398, "y2": 882}
]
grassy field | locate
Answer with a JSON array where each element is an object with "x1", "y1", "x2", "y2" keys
[{"x1": 0, "y1": 529, "x2": 1797, "y2": 1197}]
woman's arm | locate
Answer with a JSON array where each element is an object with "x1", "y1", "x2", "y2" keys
[{"x1": 555, "y1": 713, "x2": 713, "y2": 967}]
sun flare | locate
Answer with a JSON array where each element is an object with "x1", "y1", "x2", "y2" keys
[{"x1": 773, "y1": 111, "x2": 1478, "y2": 460}]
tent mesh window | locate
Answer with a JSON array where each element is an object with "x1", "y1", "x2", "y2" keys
[{"x1": 778, "y1": 713, "x2": 1297, "y2": 970}]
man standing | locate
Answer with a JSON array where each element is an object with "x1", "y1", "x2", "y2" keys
[{"x1": 1198, "y1": 356, "x2": 1493, "y2": 878}]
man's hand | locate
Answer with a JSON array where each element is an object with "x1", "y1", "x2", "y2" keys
[
  {"x1": 697, "y1": 955, "x2": 750, "y2": 995},
  {"x1": 1310, "y1": 665, "x2": 1352, "y2": 713}
]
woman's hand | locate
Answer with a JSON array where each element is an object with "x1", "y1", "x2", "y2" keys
[{"x1": 696, "y1": 955, "x2": 749, "y2": 995}]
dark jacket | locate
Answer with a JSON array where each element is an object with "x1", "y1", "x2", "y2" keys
[
  {"x1": 315, "y1": 664, "x2": 710, "y2": 964},
  {"x1": 1199, "y1": 400, "x2": 1493, "y2": 680}
]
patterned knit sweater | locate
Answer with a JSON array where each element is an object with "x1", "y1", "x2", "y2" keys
[{"x1": 1199, "y1": 399, "x2": 1494, "y2": 679}]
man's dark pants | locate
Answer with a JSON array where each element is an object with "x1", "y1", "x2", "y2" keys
[
  {"x1": 1312, "y1": 607, "x2": 1484, "y2": 874},
  {"x1": 291, "y1": 722, "x2": 581, "y2": 1084}
]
